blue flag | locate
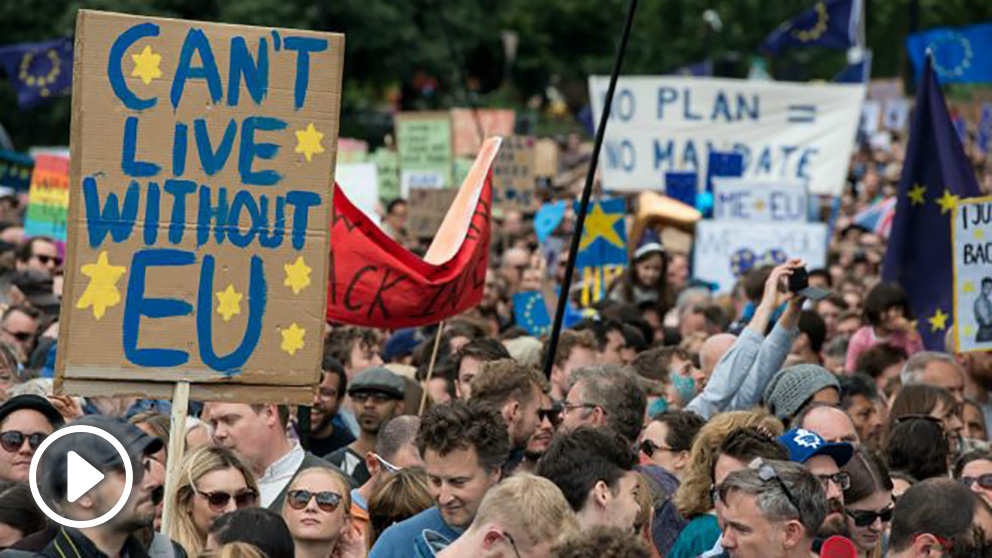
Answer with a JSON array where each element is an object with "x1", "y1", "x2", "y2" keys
[
  {"x1": 0, "y1": 37, "x2": 73, "y2": 108},
  {"x1": 978, "y1": 103, "x2": 992, "y2": 155},
  {"x1": 706, "y1": 151, "x2": 744, "y2": 192},
  {"x1": 665, "y1": 171, "x2": 698, "y2": 207},
  {"x1": 574, "y1": 198, "x2": 627, "y2": 269},
  {"x1": 833, "y1": 51, "x2": 872, "y2": 84},
  {"x1": 762, "y1": 0, "x2": 861, "y2": 55},
  {"x1": 534, "y1": 201, "x2": 566, "y2": 244},
  {"x1": 672, "y1": 60, "x2": 712, "y2": 77},
  {"x1": 882, "y1": 56, "x2": 981, "y2": 350},
  {"x1": 906, "y1": 23, "x2": 992, "y2": 84},
  {"x1": 513, "y1": 292, "x2": 551, "y2": 337}
]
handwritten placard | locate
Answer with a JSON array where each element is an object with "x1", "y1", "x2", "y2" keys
[
  {"x1": 712, "y1": 177, "x2": 808, "y2": 223},
  {"x1": 407, "y1": 187, "x2": 458, "y2": 239},
  {"x1": 396, "y1": 112, "x2": 452, "y2": 194},
  {"x1": 25, "y1": 155, "x2": 70, "y2": 241},
  {"x1": 492, "y1": 136, "x2": 536, "y2": 211},
  {"x1": 57, "y1": 11, "x2": 344, "y2": 403},
  {"x1": 953, "y1": 197, "x2": 992, "y2": 353}
]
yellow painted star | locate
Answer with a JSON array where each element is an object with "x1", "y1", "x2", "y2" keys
[
  {"x1": 579, "y1": 202, "x2": 624, "y2": 251},
  {"x1": 936, "y1": 189, "x2": 959, "y2": 215},
  {"x1": 976, "y1": 229, "x2": 986, "y2": 240},
  {"x1": 215, "y1": 284, "x2": 243, "y2": 322},
  {"x1": 284, "y1": 256, "x2": 312, "y2": 294},
  {"x1": 907, "y1": 183, "x2": 927, "y2": 206},
  {"x1": 76, "y1": 251, "x2": 126, "y2": 320},
  {"x1": 753, "y1": 199, "x2": 767, "y2": 213},
  {"x1": 280, "y1": 323, "x2": 306, "y2": 356},
  {"x1": 131, "y1": 46, "x2": 162, "y2": 85},
  {"x1": 294, "y1": 123, "x2": 325, "y2": 162},
  {"x1": 928, "y1": 308, "x2": 949, "y2": 332},
  {"x1": 964, "y1": 281, "x2": 976, "y2": 293}
]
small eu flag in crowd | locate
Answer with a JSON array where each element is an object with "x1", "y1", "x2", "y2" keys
[
  {"x1": 883, "y1": 55, "x2": 981, "y2": 350},
  {"x1": 574, "y1": 198, "x2": 627, "y2": 269},
  {"x1": 906, "y1": 23, "x2": 992, "y2": 84},
  {"x1": 0, "y1": 37, "x2": 73, "y2": 108},
  {"x1": 762, "y1": 0, "x2": 861, "y2": 56},
  {"x1": 513, "y1": 292, "x2": 551, "y2": 337}
]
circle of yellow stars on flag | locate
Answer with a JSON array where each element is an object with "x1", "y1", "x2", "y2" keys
[{"x1": 792, "y1": 2, "x2": 829, "y2": 42}]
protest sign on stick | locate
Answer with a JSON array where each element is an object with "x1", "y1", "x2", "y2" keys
[
  {"x1": 396, "y1": 112, "x2": 453, "y2": 193},
  {"x1": 952, "y1": 197, "x2": 992, "y2": 353},
  {"x1": 25, "y1": 155, "x2": 70, "y2": 242},
  {"x1": 57, "y1": 11, "x2": 344, "y2": 405}
]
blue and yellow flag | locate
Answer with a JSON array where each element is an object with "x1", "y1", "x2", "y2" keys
[
  {"x1": 882, "y1": 56, "x2": 981, "y2": 350},
  {"x1": 906, "y1": 23, "x2": 992, "y2": 84},
  {"x1": 574, "y1": 198, "x2": 627, "y2": 269},
  {"x1": 762, "y1": 0, "x2": 861, "y2": 56},
  {"x1": 0, "y1": 37, "x2": 73, "y2": 108}
]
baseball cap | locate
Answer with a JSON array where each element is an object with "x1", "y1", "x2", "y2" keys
[
  {"x1": 348, "y1": 367, "x2": 406, "y2": 400},
  {"x1": 0, "y1": 394, "x2": 64, "y2": 429},
  {"x1": 39, "y1": 415, "x2": 164, "y2": 502},
  {"x1": 777, "y1": 428, "x2": 853, "y2": 468}
]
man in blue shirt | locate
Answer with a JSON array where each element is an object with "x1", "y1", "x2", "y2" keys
[{"x1": 369, "y1": 400, "x2": 509, "y2": 558}]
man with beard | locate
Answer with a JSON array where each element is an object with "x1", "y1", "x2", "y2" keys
[
  {"x1": 515, "y1": 392, "x2": 558, "y2": 475},
  {"x1": 307, "y1": 358, "x2": 356, "y2": 456},
  {"x1": 326, "y1": 367, "x2": 406, "y2": 485},
  {"x1": 14, "y1": 416, "x2": 170, "y2": 558},
  {"x1": 777, "y1": 428, "x2": 854, "y2": 543},
  {"x1": 468, "y1": 360, "x2": 543, "y2": 456}
]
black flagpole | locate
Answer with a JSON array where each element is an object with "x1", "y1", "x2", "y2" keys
[{"x1": 543, "y1": 0, "x2": 639, "y2": 377}]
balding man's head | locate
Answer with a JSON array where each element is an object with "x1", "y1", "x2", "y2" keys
[
  {"x1": 797, "y1": 404, "x2": 859, "y2": 446},
  {"x1": 700, "y1": 334, "x2": 736, "y2": 377}
]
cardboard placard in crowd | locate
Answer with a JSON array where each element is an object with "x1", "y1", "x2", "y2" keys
[
  {"x1": 24, "y1": 154, "x2": 69, "y2": 241},
  {"x1": 407, "y1": 187, "x2": 459, "y2": 239},
  {"x1": 693, "y1": 220, "x2": 828, "y2": 293},
  {"x1": 57, "y1": 11, "x2": 344, "y2": 404},
  {"x1": 589, "y1": 76, "x2": 865, "y2": 196},
  {"x1": 492, "y1": 135, "x2": 537, "y2": 211},
  {"x1": 450, "y1": 108, "x2": 515, "y2": 157},
  {"x1": 395, "y1": 111, "x2": 453, "y2": 194},
  {"x1": 952, "y1": 197, "x2": 992, "y2": 353},
  {"x1": 533, "y1": 138, "x2": 559, "y2": 178},
  {"x1": 713, "y1": 178, "x2": 808, "y2": 223},
  {"x1": 372, "y1": 147, "x2": 400, "y2": 203}
]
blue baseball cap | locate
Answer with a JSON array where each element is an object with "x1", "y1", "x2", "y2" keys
[{"x1": 777, "y1": 428, "x2": 853, "y2": 468}]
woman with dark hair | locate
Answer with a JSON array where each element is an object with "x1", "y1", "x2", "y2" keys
[
  {"x1": 885, "y1": 415, "x2": 949, "y2": 481},
  {"x1": 846, "y1": 282, "x2": 923, "y2": 372},
  {"x1": 0, "y1": 481, "x2": 47, "y2": 549},
  {"x1": 606, "y1": 243, "x2": 671, "y2": 314},
  {"x1": 888, "y1": 384, "x2": 963, "y2": 458},
  {"x1": 843, "y1": 450, "x2": 894, "y2": 558}
]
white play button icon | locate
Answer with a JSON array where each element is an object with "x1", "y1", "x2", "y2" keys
[{"x1": 66, "y1": 450, "x2": 106, "y2": 503}]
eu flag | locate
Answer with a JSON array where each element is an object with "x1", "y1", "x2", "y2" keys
[
  {"x1": 762, "y1": 0, "x2": 861, "y2": 55},
  {"x1": 574, "y1": 198, "x2": 627, "y2": 269},
  {"x1": 882, "y1": 56, "x2": 981, "y2": 350},
  {"x1": 0, "y1": 37, "x2": 73, "y2": 108},
  {"x1": 513, "y1": 292, "x2": 551, "y2": 337},
  {"x1": 906, "y1": 23, "x2": 992, "y2": 84}
]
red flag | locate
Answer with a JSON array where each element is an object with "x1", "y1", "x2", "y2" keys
[{"x1": 326, "y1": 138, "x2": 500, "y2": 328}]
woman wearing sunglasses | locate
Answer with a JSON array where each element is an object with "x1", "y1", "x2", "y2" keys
[
  {"x1": 842, "y1": 449, "x2": 894, "y2": 558},
  {"x1": 168, "y1": 445, "x2": 259, "y2": 556},
  {"x1": 282, "y1": 467, "x2": 366, "y2": 558}
]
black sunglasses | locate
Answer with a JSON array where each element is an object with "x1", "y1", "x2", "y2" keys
[
  {"x1": 537, "y1": 408, "x2": 561, "y2": 427},
  {"x1": 3, "y1": 329, "x2": 33, "y2": 343},
  {"x1": 34, "y1": 254, "x2": 62, "y2": 266},
  {"x1": 0, "y1": 431, "x2": 46, "y2": 452},
  {"x1": 845, "y1": 506, "x2": 894, "y2": 527},
  {"x1": 195, "y1": 488, "x2": 257, "y2": 511},
  {"x1": 962, "y1": 474, "x2": 992, "y2": 490},
  {"x1": 640, "y1": 439, "x2": 677, "y2": 458},
  {"x1": 287, "y1": 490, "x2": 342, "y2": 513}
]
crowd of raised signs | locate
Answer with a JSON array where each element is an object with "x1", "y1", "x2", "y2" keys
[{"x1": 2, "y1": 124, "x2": 992, "y2": 558}]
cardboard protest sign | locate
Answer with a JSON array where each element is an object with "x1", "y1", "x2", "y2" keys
[
  {"x1": 372, "y1": 148, "x2": 400, "y2": 202},
  {"x1": 713, "y1": 178, "x2": 808, "y2": 223},
  {"x1": 533, "y1": 138, "x2": 558, "y2": 178},
  {"x1": 0, "y1": 149, "x2": 34, "y2": 193},
  {"x1": 451, "y1": 108, "x2": 515, "y2": 157},
  {"x1": 693, "y1": 220, "x2": 827, "y2": 293},
  {"x1": 492, "y1": 136, "x2": 536, "y2": 211},
  {"x1": 588, "y1": 76, "x2": 865, "y2": 195},
  {"x1": 25, "y1": 155, "x2": 70, "y2": 242},
  {"x1": 952, "y1": 197, "x2": 992, "y2": 353},
  {"x1": 396, "y1": 112, "x2": 453, "y2": 193},
  {"x1": 407, "y1": 187, "x2": 459, "y2": 240},
  {"x1": 57, "y1": 11, "x2": 344, "y2": 404}
]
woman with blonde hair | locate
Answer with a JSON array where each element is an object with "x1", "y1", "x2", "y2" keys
[
  {"x1": 169, "y1": 445, "x2": 259, "y2": 556},
  {"x1": 667, "y1": 411, "x2": 785, "y2": 558},
  {"x1": 282, "y1": 467, "x2": 365, "y2": 558}
]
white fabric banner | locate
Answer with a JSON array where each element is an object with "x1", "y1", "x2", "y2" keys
[
  {"x1": 693, "y1": 220, "x2": 828, "y2": 293},
  {"x1": 588, "y1": 76, "x2": 865, "y2": 196}
]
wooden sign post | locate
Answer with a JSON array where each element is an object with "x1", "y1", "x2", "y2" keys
[{"x1": 57, "y1": 10, "x2": 345, "y2": 533}]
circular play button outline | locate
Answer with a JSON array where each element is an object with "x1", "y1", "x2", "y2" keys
[{"x1": 29, "y1": 424, "x2": 134, "y2": 528}]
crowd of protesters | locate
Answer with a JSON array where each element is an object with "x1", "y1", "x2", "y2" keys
[{"x1": 0, "y1": 125, "x2": 992, "y2": 558}]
